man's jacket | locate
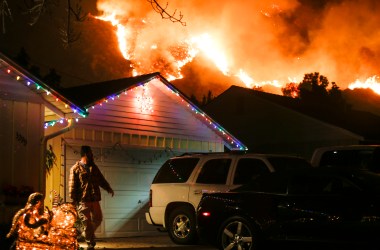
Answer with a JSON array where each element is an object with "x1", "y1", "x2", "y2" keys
[{"x1": 69, "y1": 161, "x2": 112, "y2": 202}]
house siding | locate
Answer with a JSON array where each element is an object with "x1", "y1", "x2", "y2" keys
[{"x1": 0, "y1": 99, "x2": 44, "y2": 196}]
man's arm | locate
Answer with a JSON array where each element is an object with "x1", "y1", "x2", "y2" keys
[
  {"x1": 69, "y1": 164, "x2": 79, "y2": 202},
  {"x1": 94, "y1": 165, "x2": 114, "y2": 197}
]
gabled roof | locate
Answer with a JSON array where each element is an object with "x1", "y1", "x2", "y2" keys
[
  {"x1": 59, "y1": 72, "x2": 160, "y2": 108},
  {"x1": 206, "y1": 85, "x2": 380, "y2": 142},
  {"x1": 60, "y1": 73, "x2": 247, "y2": 151},
  {"x1": 1, "y1": 52, "x2": 247, "y2": 151},
  {"x1": 0, "y1": 52, "x2": 88, "y2": 119}
]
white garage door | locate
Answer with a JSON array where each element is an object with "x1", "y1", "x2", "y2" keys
[{"x1": 64, "y1": 144, "x2": 173, "y2": 237}]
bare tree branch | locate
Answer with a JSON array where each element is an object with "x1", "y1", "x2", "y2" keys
[
  {"x1": 60, "y1": 0, "x2": 87, "y2": 48},
  {"x1": 0, "y1": 0, "x2": 13, "y2": 34},
  {"x1": 148, "y1": 0, "x2": 186, "y2": 26},
  {"x1": 3, "y1": 0, "x2": 184, "y2": 47},
  {"x1": 23, "y1": 0, "x2": 57, "y2": 26},
  {"x1": 68, "y1": 1, "x2": 87, "y2": 22}
]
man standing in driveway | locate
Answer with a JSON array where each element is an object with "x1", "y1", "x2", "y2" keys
[{"x1": 69, "y1": 145, "x2": 114, "y2": 250}]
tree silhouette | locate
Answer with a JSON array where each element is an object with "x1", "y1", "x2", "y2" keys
[
  {"x1": 201, "y1": 90, "x2": 214, "y2": 106},
  {"x1": 13, "y1": 47, "x2": 62, "y2": 86},
  {"x1": 281, "y1": 82, "x2": 299, "y2": 98},
  {"x1": 189, "y1": 94, "x2": 200, "y2": 106},
  {"x1": 14, "y1": 47, "x2": 30, "y2": 69},
  {"x1": 282, "y1": 72, "x2": 347, "y2": 109},
  {"x1": 298, "y1": 72, "x2": 329, "y2": 102},
  {"x1": 43, "y1": 68, "x2": 61, "y2": 89}
]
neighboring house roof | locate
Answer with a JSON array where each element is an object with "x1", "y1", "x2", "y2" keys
[
  {"x1": 205, "y1": 85, "x2": 380, "y2": 143},
  {"x1": 249, "y1": 87, "x2": 380, "y2": 141},
  {"x1": 0, "y1": 52, "x2": 247, "y2": 150}
]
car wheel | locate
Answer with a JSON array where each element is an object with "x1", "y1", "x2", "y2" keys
[
  {"x1": 167, "y1": 206, "x2": 197, "y2": 245},
  {"x1": 218, "y1": 216, "x2": 259, "y2": 250}
]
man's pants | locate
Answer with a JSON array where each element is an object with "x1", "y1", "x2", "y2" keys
[{"x1": 76, "y1": 201, "x2": 103, "y2": 248}]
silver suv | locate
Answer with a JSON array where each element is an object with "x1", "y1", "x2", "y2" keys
[{"x1": 145, "y1": 152, "x2": 311, "y2": 244}]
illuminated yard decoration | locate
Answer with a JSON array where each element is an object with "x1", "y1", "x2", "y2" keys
[
  {"x1": 136, "y1": 83, "x2": 153, "y2": 113},
  {"x1": 7, "y1": 192, "x2": 79, "y2": 250}
]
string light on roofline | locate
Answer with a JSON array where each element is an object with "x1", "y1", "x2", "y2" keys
[
  {"x1": 2, "y1": 62, "x2": 246, "y2": 150},
  {"x1": 0, "y1": 60, "x2": 88, "y2": 118},
  {"x1": 44, "y1": 118, "x2": 80, "y2": 128},
  {"x1": 77, "y1": 78, "x2": 247, "y2": 150},
  {"x1": 162, "y1": 81, "x2": 247, "y2": 151}
]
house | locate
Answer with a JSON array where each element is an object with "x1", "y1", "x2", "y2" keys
[
  {"x1": 0, "y1": 52, "x2": 246, "y2": 237},
  {"x1": 0, "y1": 52, "x2": 88, "y2": 233},
  {"x1": 203, "y1": 85, "x2": 380, "y2": 159}
]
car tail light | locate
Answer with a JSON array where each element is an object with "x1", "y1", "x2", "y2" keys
[
  {"x1": 202, "y1": 212, "x2": 211, "y2": 217},
  {"x1": 149, "y1": 189, "x2": 152, "y2": 207}
]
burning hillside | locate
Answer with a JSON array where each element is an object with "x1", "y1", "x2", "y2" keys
[{"x1": 90, "y1": 0, "x2": 380, "y2": 98}]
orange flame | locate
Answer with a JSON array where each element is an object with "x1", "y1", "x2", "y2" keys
[
  {"x1": 95, "y1": 12, "x2": 380, "y2": 97},
  {"x1": 95, "y1": 13, "x2": 132, "y2": 60},
  {"x1": 94, "y1": 13, "x2": 267, "y2": 89},
  {"x1": 190, "y1": 34, "x2": 229, "y2": 75},
  {"x1": 348, "y1": 76, "x2": 380, "y2": 95}
]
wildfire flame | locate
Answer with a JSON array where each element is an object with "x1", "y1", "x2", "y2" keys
[
  {"x1": 348, "y1": 76, "x2": 380, "y2": 95},
  {"x1": 94, "y1": 10, "x2": 380, "y2": 96}
]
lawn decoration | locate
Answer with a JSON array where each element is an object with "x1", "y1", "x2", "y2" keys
[{"x1": 6, "y1": 192, "x2": 79, "y2": 249}]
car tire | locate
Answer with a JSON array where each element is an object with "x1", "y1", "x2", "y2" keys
[
  {"x1": 218, "y1": 216, "x2": 260, "y2": 250},
  {"x1": 167, "y1": 206, "x2": 197, "y2": 245}
]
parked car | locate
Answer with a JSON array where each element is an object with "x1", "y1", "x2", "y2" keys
[
  {"x1": 196, "y1": 167, "x2": 380, "y2": 250},
  {"x1": 145, "y1": 151, "x2": 311, "y2": 244},
  {"x1": 311, "y1": 144, "x2": 380, "y2": 173}
]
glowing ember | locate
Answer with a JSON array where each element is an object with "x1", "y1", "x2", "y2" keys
[{"x1": 348, "y1": 75, "x2": 380, "y2": 95}]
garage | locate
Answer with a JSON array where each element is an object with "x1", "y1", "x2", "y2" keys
[
  {"x1": 64, "y1": 143, "x2": 171, "y2": 237},
  {"x1": 44, "y1": 72, "x2": 245, "y2": 237}
]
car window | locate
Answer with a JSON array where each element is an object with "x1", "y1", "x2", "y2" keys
[
  {"x1": 153, "y1": 158, "x2": 199, "y2": 183},
  {"x1": 319, "y1": 149, "x2": 374, "y2": 170},
  {"x1": 233, "y1": 158, "x2": 270, "y2": 185},
  {"x1": 267, "y1": 157, "x2": 311, "y2": 171},
  {"x1": 196, "y1": 158, "x2": 231, "y2": 184},
  {"x1": 233, "y1": 172, "x2": 288, "y2": 194}
]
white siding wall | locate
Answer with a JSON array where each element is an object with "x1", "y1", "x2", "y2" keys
[{"x1": 0, "y1": 99, "x2": 44, "y2": 193}]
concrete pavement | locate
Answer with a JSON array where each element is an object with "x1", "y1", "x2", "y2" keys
[{"x1": 78, "y1": 234, "x2": 216, "y2": 249}]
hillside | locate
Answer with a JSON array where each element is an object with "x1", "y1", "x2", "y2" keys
[{"x1": 343, "y1": 88, "x2": 380, "y2": 116}]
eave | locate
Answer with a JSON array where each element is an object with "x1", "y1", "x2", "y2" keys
[{"x1": 0, "y1": 52, "x2": 88, "y2": 120}]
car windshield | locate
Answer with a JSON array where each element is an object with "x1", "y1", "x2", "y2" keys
[{"x1": 267, "y1": 156, "x2": 311, "y2": 171}]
